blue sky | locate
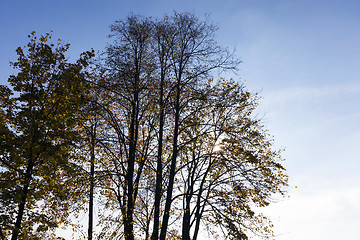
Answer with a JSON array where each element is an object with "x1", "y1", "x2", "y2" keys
[{"x1": 1, "y1": 0, "x2": 360, "y2": 239}]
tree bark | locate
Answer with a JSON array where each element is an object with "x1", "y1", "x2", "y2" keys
[
  {"x1": 151, "y1": 66, "x2": 166, "y2": 240},
  {"x1": 159, "y1": 74, "x2": 181, "y2": 240},
  {"x1": 88, "y1": 124, "x2": 96, "y2": 240},
  {"x1": 11, "y1": 159, "x2": 34, "y2": 240},
  {"x1": 124, "y1": 71, "x2": 140, "y2": 240}
]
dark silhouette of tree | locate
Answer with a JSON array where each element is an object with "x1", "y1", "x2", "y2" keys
[
  {"x1": 95, "y1": 15, "x2": 157, "y2": 240},
  {"x1": 1, "y1": 12, "x2": 288, "y2": 240},
  {"x1": 0, "y1": 32, "x2": 94, "y2": 240},
  {"x1": 94, "y1": 12, "x2": 286, "y2": 240}
]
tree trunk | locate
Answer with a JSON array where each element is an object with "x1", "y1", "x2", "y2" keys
[
  {"x1": 124, "y1": 75, "x2": 139, "y2": 240},
  {"x1": 88, "y1": 124, "x2": 96, "y2": 240},
  {"x1": 151, "y1": 70, "x2": 165, "y2": 240},
  {"x1": 160, "y1": 75, "x2": 181, "y2": 240},
  {"x1": 182, "y1": 196, "x2": 191, "y2": 240},
  {"x1": 193, "y1": 157, "x2": 213, "y2": 240},
  {"x1": 182, "y1": 148, "x2": 197, "y2": 240},
  {"x1": 11, "y1": 159, "x2": 34, "y2": 240}
]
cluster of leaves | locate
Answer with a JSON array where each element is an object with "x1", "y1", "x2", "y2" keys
[
  {"x1": 0, "y1": 32, "x2": 94, "y2": 239},
  {"x1": 0, "y1": 12, "x2": 288, "y2": 240}
]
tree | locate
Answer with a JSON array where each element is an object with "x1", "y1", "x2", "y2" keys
[
  {"x1": 95, "y1": 12, "x2": 238, "y2": 240},
  {"x1": 94, "y1": 15, "x2": 157, "y2": 240},
  {"x1": 0, "y1": 12, "x2": 288, "y2": 240},
  {"x1": 0, "y1": 32, "x2": 94, "y2": 240},
  {"x1": 150, "y1": 16, "x2": 176, "y2": 240},
  {"x1": 175, "y1": 79, "x2": 288, "y2": 239},
  {"x1": 95, "y1": 12, "x2": 287, "y2": 240},
  {"x1": 156, "y1": 13, "x2": 237, "y2": 240}
]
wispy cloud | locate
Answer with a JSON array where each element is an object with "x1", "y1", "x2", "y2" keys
[{"x1": 261, "y1": 84, "x2": 360, "y2": 108}]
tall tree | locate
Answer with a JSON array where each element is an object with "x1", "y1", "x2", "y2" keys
[
  {"x1": 77, "y1": 83, "x2": 105, "y2": 240},
  {"x1": 150, "y1": 16, "x2": 176, "y2": 240},
  {"x1": 0, "y1": 32, "x2": 94, "y2": 240},
  {"x1": 97, "y1": 15, "x2": 156, "y2": 240},
  {"x1": 88, "y1": 12, "x2": 287, "y2": 240},
  {"x1": 174, "y1": 79, "x2": 288, "y2": 240},
  {"x1": 158, "y1": 12, "x2": 237, "y2": 240},
  {"x1": 1, "y1": 13, "x2": 288, "y2": 240}
]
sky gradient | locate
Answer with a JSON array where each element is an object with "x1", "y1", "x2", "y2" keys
[{"x1": 1, "y1": 0, "x2": 360, "y2": 239}]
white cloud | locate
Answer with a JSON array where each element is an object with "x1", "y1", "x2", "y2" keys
[
  {"x1": 260, "y1": 184, "x2": 360, "y2": 240},
  {"x1": 252, "y1": 83, "x2": 360, "y2": 239}
]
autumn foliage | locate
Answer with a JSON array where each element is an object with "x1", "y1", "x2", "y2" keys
[{"x1": 0, "y1": 13, "x2": 288, "y2": 240}]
